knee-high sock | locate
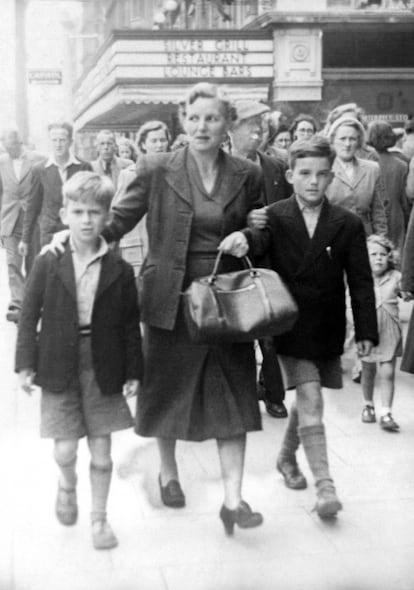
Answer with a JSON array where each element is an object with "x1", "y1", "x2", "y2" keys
[
  {"x1": 55, "y1": 456, "x2": 77, "y2": 490},
  {"x1": 278, "y1": 403, "x2": 300, "y2": 462},
  {"x1": 90, "y1": 462, "x2": 113, "y2": 522},
  {"x1": 299, "y1": 424, "x2": 332, "y2": 488}
]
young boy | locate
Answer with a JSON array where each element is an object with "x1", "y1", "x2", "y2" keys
[
  {"x1": 15, "y1": 171, "x2": 143, "y2": 549},
  {"x1": 221, "y1": 135, "x2": 378, "y2": 518}
]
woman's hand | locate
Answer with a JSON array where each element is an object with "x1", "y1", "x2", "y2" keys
[
  {"x1": 123, "y1": 379, "x2": 139, "y2": 398},
  {"x1": 40, "y1": 229, "x2": 71, "y2": 256},
  {"x1": 218, "y1": 231, "x2": 249, "y2": 258},
  {"x1": 247, "y1": 206, "x2": 268, "y2": 229}
]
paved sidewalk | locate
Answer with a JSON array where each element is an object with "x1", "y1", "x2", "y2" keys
[{"x1": 1, "y1": 249, "x2": 414, "y2": 590}]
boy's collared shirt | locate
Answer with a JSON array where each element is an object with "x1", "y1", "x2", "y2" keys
[
  {"x1": 70, "y1": 236, "x2": 109, "y2": 327},
  {"x1": 295, "y1": 194, "x2": 323, "y2": 238},
  {"x1": 11, "y1": 148, "x2": 26, "y2": 180},
  {"x1": 45, "y1": 153, "x2": 81, "y2": 183}
]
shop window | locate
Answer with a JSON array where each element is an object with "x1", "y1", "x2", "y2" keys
[{"x1": 324, "y1": 31, "x2": 414, "y2": 67}]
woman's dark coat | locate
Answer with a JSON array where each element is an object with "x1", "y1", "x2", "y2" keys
[{"x1": 102, "y1": 147, "x2": 263, "y2": 330}]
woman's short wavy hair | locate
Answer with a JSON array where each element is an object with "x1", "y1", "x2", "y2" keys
[
  {"x1": 182, "y1": 82, "x2": 237, "y2": 124},
  {"x1": 136, "y1": 121, "x2": 171, "y2": 154},
  {"x1": 367, "y1": 121, "x2": 396, "y2": 153}
]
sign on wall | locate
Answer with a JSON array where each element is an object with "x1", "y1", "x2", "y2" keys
[
  {"x1": 28, "y1": 69, "x2": 62, "y2": 84},
  {"x1": 110, "y1": 38, "x2": 274, "y2": 80}
]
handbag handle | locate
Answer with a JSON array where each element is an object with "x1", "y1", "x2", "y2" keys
[
  {"x1": 209, "y1": 250, "x2": 256, "y2": 284},
  {"x1": 208, "y1": 250, "x2": 274, "y2": 326}
]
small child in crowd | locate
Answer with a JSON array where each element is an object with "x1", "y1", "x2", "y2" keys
[
  {"x1": 222, "y1": 135, "x2": 378, "y2": 518},
  {"x1": 15, "y1": 171, "x2": 143, "y2": 550},
  {"x1": 361, "y1": 235, "x2": 402, "y2": 431}
]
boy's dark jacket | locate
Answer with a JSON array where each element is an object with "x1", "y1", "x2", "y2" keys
[
  {"x1": 15, "y1": 244, "x2": 143, "y2": 395},
  {"x1": 248, "y1": 195, "x2": 378, "y2": 359}
]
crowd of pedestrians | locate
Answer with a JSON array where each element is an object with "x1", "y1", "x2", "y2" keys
[{"x1": 2, "y1": 82, "x2": 414, "y2": 550}]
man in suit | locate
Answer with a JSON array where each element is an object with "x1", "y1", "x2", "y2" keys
[
  {"x1": 230, "y1": 99, "x2": 291, "y2": 419},
  {"x1": 244, "y1": 136, "x2": 378, "y2": 518},
  {"x1": 20, "y1": 122, "x2": 91, "y2": 251},
  {"x1": 0, "y1": 128, "x2": 45, "y2": 322},
  {"x1": 91, "y1": 130, "x2": 132, "y2": 191}
]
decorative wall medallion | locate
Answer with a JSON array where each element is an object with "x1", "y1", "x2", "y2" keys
[{"x1": 291, "y1": 43, "x2": 310, "y2": 62}]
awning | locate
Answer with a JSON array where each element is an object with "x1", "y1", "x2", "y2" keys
[{"x1": 74, "y1": 82, "x2": 271, "y2": 131}]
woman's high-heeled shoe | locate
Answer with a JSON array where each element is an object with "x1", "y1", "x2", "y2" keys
[{"x1": 219, "y1": 501, "x2": 263, "y2": 536}]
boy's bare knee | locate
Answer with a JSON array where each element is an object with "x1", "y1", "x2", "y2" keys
[
  {"x1": 380, "y1": 362, "x2": 395, "y2": 381},
  {"x1": 362, "y1": 361, "x2": 376, "y2": 375},
  {"x1": 54, "y1": 439, "x2": 78, "y2": 466},
  {"x1": 296, "y1": 381, "x2": 324, "y2": 425},
  {"x1": 88, "y1": 435, "x2": 112, "y2": 468}
]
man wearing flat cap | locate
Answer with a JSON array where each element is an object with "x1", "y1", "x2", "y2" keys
[{"x1": 230, "y1": 99, "x2": 292, "y2": 419}]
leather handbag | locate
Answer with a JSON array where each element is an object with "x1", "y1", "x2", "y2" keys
[{"x1": 183, "y1": 252, "x2": 298, "y2": 343}]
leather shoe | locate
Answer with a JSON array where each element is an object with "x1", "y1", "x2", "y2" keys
[
  {"x1": 379, "y1": 413, "x2": 400, "y2": 432},
  {"x1": 158, "y1": 475, "x2": 185, "y2": 508},
  {"x1": 265, "y1": 400, "x2": 288, "y2": 418},
  {"x1": 91, "y1": 519, "x2": 118, "y2": 550},
  {"x1": 314, "y1": 484, "x2": 342, "y2": 519},
  {"x1": 220, "y1": 501, "x2": 263, "y2": 535},
  {"x1": 276, "y1": 457, "x2": 307, "y2": 490},
  {"x1": 55, "y1": 483, "x2": 78, "y2": 526}
]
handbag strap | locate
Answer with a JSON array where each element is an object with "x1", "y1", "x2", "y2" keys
[
  {"x1": 209, "y1": 250, "x2": 254, "y2": 284},
  {"x1": 209, "y1": 251, "x2": 273, "y2": 322}
]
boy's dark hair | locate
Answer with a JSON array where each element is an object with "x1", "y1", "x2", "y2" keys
[
  {"x1": 47, "y1": 121, "x2": 73, "y2": 140},
  {"x1": 289, "y1": 134, "x2": 336, "y2": 169},
  {"x1": 62, "y1": 171, "x2": 114, "y2": 211}
]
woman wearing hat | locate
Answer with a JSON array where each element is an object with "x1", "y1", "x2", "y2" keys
[{"x1": 326, "y1": 115, "x2": 387, "y2": 236}]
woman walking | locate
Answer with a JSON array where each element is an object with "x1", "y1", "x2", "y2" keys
[
  {"x1": 326, "y1": 115, "x2": 387, "y2": 236},
  {"x1": 102, "y1": 83, "x2": 264, "y2": 535}
]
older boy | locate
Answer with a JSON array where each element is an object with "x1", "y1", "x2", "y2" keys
[
  {"x1": 16, "y1": 171, "x2": 143, "y2": 549},
  {"x1": 222, "y1": 136, "x2": 378, "y2": 518},
  {"x1": 20, "y1": 122, "x2": 92, "y2": 250}
]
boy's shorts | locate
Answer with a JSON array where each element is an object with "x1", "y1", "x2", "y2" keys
[
  {"x1": 40, "y1": 336, "x2": 133, "y2": 439},
  {"x1": 278, "y1": 355, "x2": 343, "y2": 390}
]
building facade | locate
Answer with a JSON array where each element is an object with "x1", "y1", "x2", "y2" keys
[
  {"x1": 0, "y1": 0, "x2": 18, "y2": 139},
  {"x1": 72, "y1": 0, "x2": 414, "y2": 155}
]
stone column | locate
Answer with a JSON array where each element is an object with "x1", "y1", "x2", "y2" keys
[{"x1": 272, "y1": 27, "x2": 323, "y2": 103}]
